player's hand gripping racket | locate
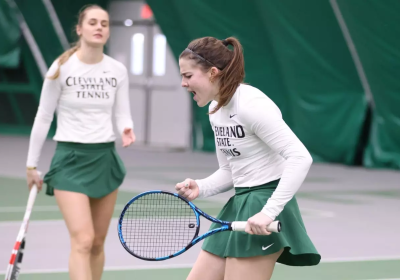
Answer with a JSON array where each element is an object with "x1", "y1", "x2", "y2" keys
[
  {"x1": 118, "y1": 190, "x2": 281, "y2": 261},
  {"x1": 5, "y1": 178, "x2": 40, "y2": 280}
]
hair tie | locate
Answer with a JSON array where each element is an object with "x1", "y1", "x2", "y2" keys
[{"x1": 221, "y1": 39, "x2": 229, "y2": 46}]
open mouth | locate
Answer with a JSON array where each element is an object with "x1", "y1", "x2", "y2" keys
[{"x1": 190, "y1": 91, "x2": 197, "y2": 100}]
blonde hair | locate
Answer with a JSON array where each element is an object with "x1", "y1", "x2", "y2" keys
[{"x1": 48, "y1": 4, "x2": 107, "y2": 80}]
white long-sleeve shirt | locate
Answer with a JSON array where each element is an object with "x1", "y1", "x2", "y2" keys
[
  {"x1": 26, "y1": 53, "x2": 134, "y2": 167},
  {"x1": 195, "y1": 84, "x2": 313, "y2": 220}
]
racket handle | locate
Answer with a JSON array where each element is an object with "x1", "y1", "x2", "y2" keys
[
  {"x1": 231, "y1": 220, "x2": 281, "y2": 233},
  {"x1": 23, "y1": 171, "x2": 42, "y2": 221}
]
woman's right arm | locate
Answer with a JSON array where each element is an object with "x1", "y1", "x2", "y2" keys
[
  {"x1": 26, "y1": 62, "x2": 61, "y2": 189},
  {"x1": 194, "y1": 141, "x2": 233, "y2": 198}
]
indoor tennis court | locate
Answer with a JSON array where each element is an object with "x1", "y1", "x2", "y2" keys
[
  {"x1": 1, "y1": 136, "x2": 399, "y2": 280},
  {"x1": 1, "y1": 0, "x2": 400, "y2": 279}
]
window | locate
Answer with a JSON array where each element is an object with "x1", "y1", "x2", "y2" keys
[
  {"x1": 152, "y1": 34, "x2": 166, "y2": 76},
  {"x1": 131, "y1": 33, "x2": 144, "y2": 75}
]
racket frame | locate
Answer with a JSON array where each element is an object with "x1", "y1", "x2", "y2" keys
[
  {"x1": 118, "y1": 190, "x2": 281, "y2": 261},
  {"x1": 5, "y1": 184, "x2": 38, "y2": 280}
]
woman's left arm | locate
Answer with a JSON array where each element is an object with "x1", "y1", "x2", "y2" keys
[
  {"x1": 115, "y1": 67, "x2": 135, "y2": 146},
  {"x1": 240, "y1": 95, "x2": 313, "y2": 221}
]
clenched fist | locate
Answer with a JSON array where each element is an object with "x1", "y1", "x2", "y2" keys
[{"x1": 175, "y1": 178, "x2": 199, "y2": 201}]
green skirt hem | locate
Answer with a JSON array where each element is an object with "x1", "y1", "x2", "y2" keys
[
  {"x1": 201, "y1": 180, "x2": 321, "y2": 266},
  {"x1": 43, "y1": 141, "x2": 126, "y2": 198}
]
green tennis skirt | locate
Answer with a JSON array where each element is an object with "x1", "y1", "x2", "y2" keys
[
  {"x1": 201, "y1": 180, "x2": 321, "y2": 266},
  {"x1": 43, "y1": 141, "x2": 126, "y2": 198}
]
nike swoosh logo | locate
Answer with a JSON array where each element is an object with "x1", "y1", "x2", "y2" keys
[
  {"x1": 230, "y1": 114, "x2": 237, "y2": 118},
  {"x1": 262, "y1": 243, "x2": 274, "y2": 250}
]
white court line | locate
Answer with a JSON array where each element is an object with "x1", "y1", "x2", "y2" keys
[
  {"x1": 0, "y1": 219, "x2": 65, "y2": 227},
  {"x1": 320, "y1": 255, "x2": 400, "y2": 263},
  {"x1": 300, "y1": 207, "x2": 336, "y2": 218},
  {"x1": 0, "y1": 176, "x2": 335, "y2": 219},
  {"x1": 0, "y1": 205, "x2": 61, "y2": 212},
  {"x1": 189, "y1": 194, "x2": 337, "y2": 219},
  {"x1": 0, "y1": 203, "x2": 222, "y2": 213},
  {"x1": 0, "y1": 264, "x2": 193, "y2": 275},
  {"x1": 0, "y1": 205, "x2": 334, "y2": 219},
  {"x1": 1, "y1": 255, "x2": 399, "y2": 275}
]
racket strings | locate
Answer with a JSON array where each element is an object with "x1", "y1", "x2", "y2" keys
[{"x1": 121, "y1": 193, "x2": 197, "y2": 259}]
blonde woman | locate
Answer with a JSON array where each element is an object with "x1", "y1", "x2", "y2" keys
[{"x1": 26, "y1": 5, "x2": 135, "y2": 280}]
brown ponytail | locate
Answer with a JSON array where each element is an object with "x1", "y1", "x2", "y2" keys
[
  {"x1": 179, "y1": 36, "x2": 245, "y2": 114},
  {"x1": 48, "y1": 42, "x2": 80, "y2": 80},
  {"x1": 48, "y1": 4, "x2": 106, "y2": 80}
]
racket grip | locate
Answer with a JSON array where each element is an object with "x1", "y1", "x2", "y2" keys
[{"x1": 231, "y1": 220, "x2": 281, "y2": 233}]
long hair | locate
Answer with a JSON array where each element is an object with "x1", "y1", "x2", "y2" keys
[
  {"x1": 179, "y1": 36, "x2": 245, "y2": 114},
  {"x1": 48, "y1": 4, "x2": 107, "y2": 80}
]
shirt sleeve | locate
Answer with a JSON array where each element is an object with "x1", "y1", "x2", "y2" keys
[
  {"x1": 240, "y1": 94, "x2": 313, "y2": 220},
  {"x1": 114, "y1": 67, "x2": 134, "y2": 136},
  {"x1": 195, "y1": 134, "x2": 234, "y2": 198},
  {"x1": 26, "y1": 62, "x2": 61, "y2": 167}
]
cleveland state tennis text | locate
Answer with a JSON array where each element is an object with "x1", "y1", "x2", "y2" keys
[
  {"x1": 214, "y1": 125, "x2": 245, "y2": 157},
  {"x1": 65, "y1": 76, "x2": 117, "y2": 99}
]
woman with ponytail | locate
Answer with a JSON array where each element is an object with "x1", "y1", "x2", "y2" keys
[
  {"x1": 25, "y1": 5, "x2": 135, "y2": 280},
  {"x1": 175, "y1": 36, "x2": 320, "y2": 279}
]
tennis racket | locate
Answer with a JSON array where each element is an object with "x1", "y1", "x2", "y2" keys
[
  {"x1": 118, "y1": 190, "x2": 281, "y2": 261},
  {"x1": 5, "y1": 180, "x2": 40, "y2": 280}
]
